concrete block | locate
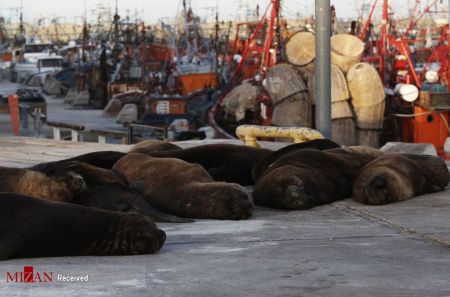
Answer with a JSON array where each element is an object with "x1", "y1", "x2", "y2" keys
[
  {"x1": 103, "y1": 98, "x2": 123, "y2": 117},
  {"x1": 381, "y1": 142, "x2": 438, "y2": 156},
  {"x1": 64, "y1": 88, "x2": 78, "y2": 104},
  {"x1": 72, "y1": 90, "x2": 90, "y2": 106},
  {"x1": 116, "y1": 103, "x2": 138, "y2": 124}
]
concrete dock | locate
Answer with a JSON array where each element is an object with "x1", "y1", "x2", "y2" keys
[{"x1": 0, "y1": 137, "x2": 449, "y2": 296}]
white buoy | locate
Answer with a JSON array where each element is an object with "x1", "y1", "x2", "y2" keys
[
  {"x1": 425, "y1": 70, "x2": 439, "y2": 83},
  {"x1": 394, "y1": 83, "x2": 419, "y2": 103}
]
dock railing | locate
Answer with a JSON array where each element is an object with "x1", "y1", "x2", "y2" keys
[{"x1": 45, "y1": 121, "x2": 168, "y2": 144}]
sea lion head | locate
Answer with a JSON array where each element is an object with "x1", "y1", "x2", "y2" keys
[
  {"x1": 253, "y1": 165, "x2": 317, "y2": 210},
  {"x1": 54, "y1": 170, "x2": 88, "y2": 198},
  {"x1": 353, "y1": 166, "x2": 414, "y2": 205}
]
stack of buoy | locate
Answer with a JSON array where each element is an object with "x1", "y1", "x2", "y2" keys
[
  {"x1": 221, "y1": 82, "x2": 259, "y2": 122},
  {"x1": 285, "y1": 31, "x2": 316, "y2": 80},
  {"x1": 330, "y1": 64, "x2": 356, "y2": 146},
  {"x1": 308, "y1": 64, "x2": 356, "y2": 146},
  {"x1": 347, "y1": 63, "x2": 385, "y2": 147},
  {"x1": 265, "y1": 63, "x2": 312, "y2": 128},
  {"x1": 281, "y1": 32, "x2": 385, "y2": 147},
  {"x1": 223, "y1": 32, "x2": 385, "y2": 147},
  {"x1": 330, "y1": 34, "x2": 365, "y2": 73}
]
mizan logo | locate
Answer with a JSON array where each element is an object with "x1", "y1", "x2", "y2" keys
[{"x1": 6, "y1": 266, "x2": 53, "y2": 283}]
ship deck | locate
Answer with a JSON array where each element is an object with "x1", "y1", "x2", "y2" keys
[{"x1": 0, "y1": 137, "x2": 449, "y2": 297}]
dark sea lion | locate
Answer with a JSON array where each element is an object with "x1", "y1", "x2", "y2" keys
[
  {"x1": 140, "y1": 144, "x2": 273, "y2": 185},
  {"x1": 73, "y1": 183, "x2": 193, "y2": 223},
  {"x1": 113, "y1": 153, "x2": 252, "y2": 220},
  {"x1": 252, "y1": 139, "x2": 341, "y2": 182},
  {"x1": 0, "y1": 166, "x2": 86, "y2": 202},
  {"x1": 32, "y1": 151, "x2": 127, "y2": 175},
  {"x1": 0, "y1": 193, "x2": 166, "y2": 260},
  {"x1": 353, "y1": 154, "x2": 450, "y2": 205},
  {"x1": 253, "y1": 149, "x2": 376, "y2": 210},
  {"x1": 129, "y1": 139, "x2": 182, "y2": 154}
]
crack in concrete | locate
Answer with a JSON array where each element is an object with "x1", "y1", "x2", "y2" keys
[
  {"x1": 335, "y1": 202, "x2": 450, "y2": 250},
  {"x1": 165, "y1": 234, "x2": 397, "y2": 246}
]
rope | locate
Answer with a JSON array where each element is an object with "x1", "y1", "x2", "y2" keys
[{"x1": 335, "y1": 203, "x2": 450, "y2": 249}]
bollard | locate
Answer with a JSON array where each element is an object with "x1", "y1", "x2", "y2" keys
[
  {"x1": 7, "y1": 95, "x2": 20, "y2": 136},
  {"x1": 127, "y1": 125, "x2": 134, "y2": 145}
]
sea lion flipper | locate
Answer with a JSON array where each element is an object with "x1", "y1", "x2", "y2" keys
[
  {"x1": 131, "y1": 198, "x2": 194, "y2": 223},
  {"x1": 129, "y1": 181, "x2": 194, "y2": 223}
]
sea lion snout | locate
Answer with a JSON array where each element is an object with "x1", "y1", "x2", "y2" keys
[{"x1": 56, "y1": 171, "x2": 88, "y2": 193}]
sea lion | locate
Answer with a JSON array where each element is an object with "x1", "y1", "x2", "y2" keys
[
  {"x1": 129, "y1": 139, "x2": 182, "y2": 155},
  {"x1": 113, "y1": 153, "x2": 252, "y2": 220},
  {"x1": 0, "y1": 193, "x2": 166, "y2": 260},
  {"x1": 41, "y1": 161, "x2": 192, "y2": 223},
  {"x1": 31, "y1": 151, "x2": 127, "y2": 174},
  {"x1": 0, "y1": 166, "x2": 86, "y2": 202},
  {"x1": 252, "y1": 139, "x2": 341, "y2": 182},
  {"x1": 140, "y1": 144, "x2": 273, "y2": 185},
  {"x1": 72, "y1": 183, "x2": 193, "y2": 223},
  {"x1": 253, "y1": 149, "x2": 376, "y2": 210},
  {"x1": 353, "y1": 153, "x2": 450, "y2": 205},
  {"x1": 45, "y1": 161, "x2": 126, "y2": 188}
]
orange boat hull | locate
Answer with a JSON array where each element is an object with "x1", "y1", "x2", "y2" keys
[{"x1": 178, "y1": 73, "x2": 218, "y2": 95}]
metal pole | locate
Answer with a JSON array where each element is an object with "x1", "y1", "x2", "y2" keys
[
  {"x1": 315, "y1": 0, "x2": 332, "y2": 139},
  {"x1": 448, "y1": 0, "x2": 450, "y2": 91},
  {"x1": 127, "y1": 124, "x2": 134, "y2": 145}
]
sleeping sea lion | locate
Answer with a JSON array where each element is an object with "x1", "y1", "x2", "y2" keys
[
  {"x1": 113, "y1": 153, "x2": 252, "y2": 220},
  {"x1": 138, "y1": 143, "x2": 273, "y2": 185},
  {"x1": 353, "y1": 153, "x2": 450, "y2": 205},
  {"x1": 252, "y1": 139, "x2": 341, "y2": 182},
  {"x1": 0, "y1": 193, "x2": 166, "y2": 260},
  {"x1": 253, "y1": 149, "x2": 376, "y2": 210}
]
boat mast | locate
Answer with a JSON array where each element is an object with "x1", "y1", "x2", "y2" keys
[
  {"x1": 113, "y1": 0, "x2": 121, "y2": 64},
  {"x1": 263, "y1": 0, "x2": 280, "y2": 70},
  {"x1": 182, "y1": 0, "x2": 192, "y2": 59},
  {"x1": 81, "y1": 0, "x2": 88, "y2": 62}
]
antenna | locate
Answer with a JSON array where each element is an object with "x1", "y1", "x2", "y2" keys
[{"x1": 19, "y1": 0, "x2": 24, "y2": 35}]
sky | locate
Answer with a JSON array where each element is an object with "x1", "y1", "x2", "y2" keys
[
  {"x1": 0, "y1": 0, "x2": 447, "y2": 25},
  {"x1": 0, "y1": 0, "x2": 359, "y2": 24}
]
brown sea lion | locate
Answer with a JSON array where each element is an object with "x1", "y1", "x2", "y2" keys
[
  {"x1": 140, "y1": 144, "x2": 273, "y2": 185},
  {"x1": 129, "y1": 139, "x2": 182, "y2": 154},
  {"x1": 0, "y1": 166, "x2": 86, "y2": 202},
  {"x1": 253, "y1": 149, "x2": 376, "y2": 210},
  {"x1": 0, "y1": 193, "x2": 166, "y2": 260},
  {"x1": 353, "y1": 154, "x2": 450, "y2": 205},
  {"x1": 252, "y1": 139, "x2": 341, "y2": 182},
  {"x1": 113, "y1": 153, "x2": 252, "y2": 220}
]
